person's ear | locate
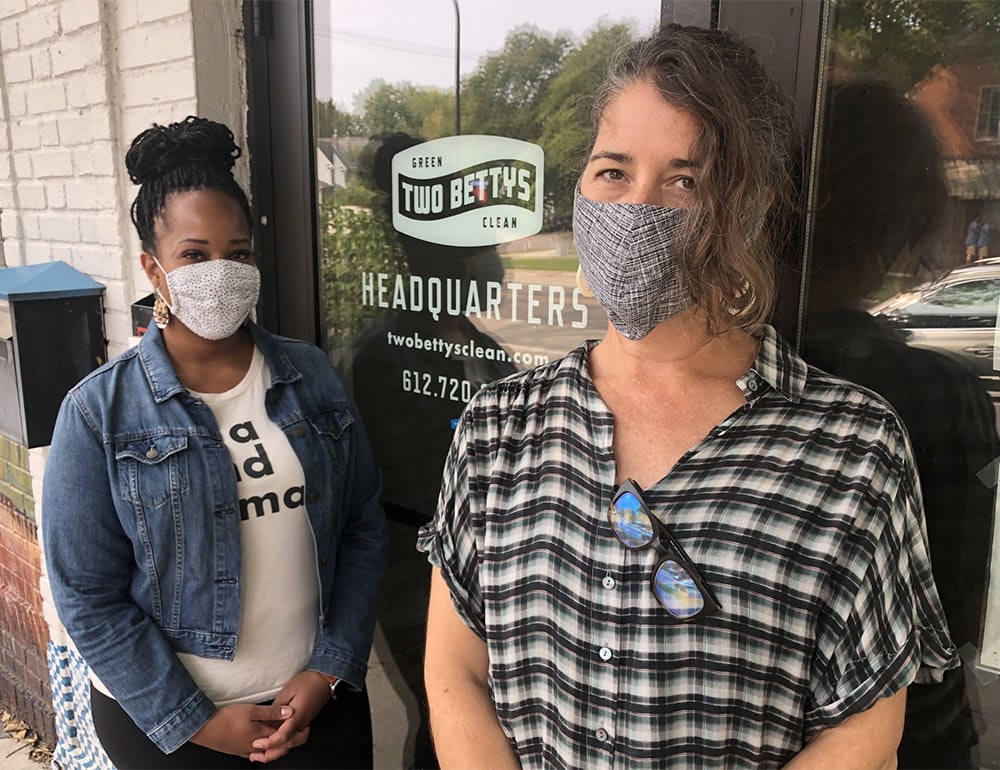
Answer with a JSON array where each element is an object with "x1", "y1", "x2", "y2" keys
[{"x1": 140, "y1": 252, "x2": 161, "y2": 288}]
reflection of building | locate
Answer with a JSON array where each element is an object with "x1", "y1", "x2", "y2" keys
[
  {"x1": 315, "y1": 136, "x2": 370, "y2": 198},
  {"x1": 316, "y1": 139, "x2": 348, "y2": 190},
  {"x1": 912, "y1": 56, "x2": 1000, "y2": 259}
]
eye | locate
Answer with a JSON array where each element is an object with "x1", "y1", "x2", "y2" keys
[
  {"x1": 181, "y1": 249, "x2": 206, "y2": 261},
  {"x1": 595, "y1": 168, "x2": 626, "y2": 183},
  {"x1": 229, "y1": 250, "x2": 254, "y2": 261},
  {"x1": 671, "y1": 176, "x2": 696, "y2": 190}
]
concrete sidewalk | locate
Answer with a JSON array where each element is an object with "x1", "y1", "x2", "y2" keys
[{"x1": 0, "y1": 724, "x2": 47, "y2": 769}]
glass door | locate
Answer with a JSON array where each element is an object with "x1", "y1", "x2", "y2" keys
[
  {"x1": 800, "y1": 2, "x2": 1000, "y2": 767},
  {"x1": 312, "y1": 1, "x2": 664, "y2": 521},
  {"x1": 310, "y1": 4, "x2": 664, "y2": 766}
]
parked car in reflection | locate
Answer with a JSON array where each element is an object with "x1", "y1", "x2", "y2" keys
[{"x1": 869, "y1": 261, "x2": 1000, "y2": 389}]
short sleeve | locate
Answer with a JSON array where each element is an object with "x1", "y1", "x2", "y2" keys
[
  {"x1": 806, "y1": 430, "x2": 958, "y2": 734},
  {"x1": 417, "y1": 408, "x2": 487, "y2": 639}
]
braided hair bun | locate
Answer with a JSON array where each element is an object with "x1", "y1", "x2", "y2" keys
[
  {"x1": 127, "y1": 116, "x2": 251, "y2": 251},
  {"x1": 126, "y1": 116, "x2": 241, "y2": 186}
]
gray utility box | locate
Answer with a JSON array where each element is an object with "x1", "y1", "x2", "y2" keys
[{"x1": 0, "y1": 261, "x2": 106, "y2": 448}]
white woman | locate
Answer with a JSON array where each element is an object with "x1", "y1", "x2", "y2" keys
[
  {"x1": 418, "y1": 24, "x2": 955, "y2": 769},
  {"x1": 43, "y1": 117, "x2": 387, "y2": 769}
]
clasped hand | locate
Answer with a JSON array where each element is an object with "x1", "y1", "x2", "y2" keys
[{"x1": 191, "y1": 670, "x2": 332, "y2": 762}]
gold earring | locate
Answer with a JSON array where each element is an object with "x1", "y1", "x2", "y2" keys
[{"x1": 153, "y1": 293, "x2": 171, "y2": 329}]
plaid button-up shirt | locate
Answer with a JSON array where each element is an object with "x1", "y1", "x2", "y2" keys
[{"x1": 418, "y1": 325, "x2": 956, "y2": 769}]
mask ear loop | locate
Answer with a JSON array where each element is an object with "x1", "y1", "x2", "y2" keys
[{"x1": 149, "y1": 254, "x2": 173, "y2": 329}]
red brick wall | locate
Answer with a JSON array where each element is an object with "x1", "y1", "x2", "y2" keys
[{"x1": 0, "y1": 437, "x2": 55, "y2": 747}]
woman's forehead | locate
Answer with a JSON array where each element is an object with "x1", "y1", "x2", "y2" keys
[{"x1": 592, "y1": 81, "x2": 701, "y2": 160}]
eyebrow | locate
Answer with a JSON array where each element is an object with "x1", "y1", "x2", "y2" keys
[
  {"x1": 175, "y1": 238, "x2": 252, "y2": 245},
  {"x1": 588, "y1": 150, "x2": 699, "y2": 170}
]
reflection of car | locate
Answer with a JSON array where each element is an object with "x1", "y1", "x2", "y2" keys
[{"x1": 869, "y1": 262, "x2": 1000, "y2": 388}]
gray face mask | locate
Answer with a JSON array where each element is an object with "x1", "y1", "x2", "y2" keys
[{"x1": 573, "y1": 188, "x2": 692, "y2": 340}]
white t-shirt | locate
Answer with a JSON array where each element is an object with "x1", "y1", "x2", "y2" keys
[
  {"x1": 180, "y1": 347, "x2": 320, "y2": 704},
  {"x1": 91, "y1": 347, "x2": 320, "y2": 705}
]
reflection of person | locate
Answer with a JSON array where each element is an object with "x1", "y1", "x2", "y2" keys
[
  {"x1": 966, "y1": 217, "x2": 980, "y2": 262},
  {"x1": 350, "y1": 132, "x2": 517, "y2": 769},
  {"x1": 419, "y1": 25, "x2": 956, "y2": 768},
  {"x1": 351, "y1": 132, "x2": 516, "y2": 521},
  {"x1": 979, "y1": 222, "x2": 992, "y2": 260},
  {"x1": 804, "y1": 80, "x2": 999, "y2": 770},
  {"x1": 42, "y1": 117, "x2": 387, "y2": 769}
]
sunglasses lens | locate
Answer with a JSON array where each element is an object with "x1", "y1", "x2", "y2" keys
[
  {"x1": 610, "y1": 491, "x2": 656, "y2": 548},
  {"x1": 653, "y1": 559, "x2": 706, "y2": 619}
]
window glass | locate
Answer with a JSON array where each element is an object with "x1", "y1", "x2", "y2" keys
[
  {"x1": 313, "y1": 0, "x2": 661, "y2": 521},
  {"x1": 923, "y1": 279, "x2": 1000, "y2": 310},
  {"x1": 310, "y1": 5, "x2": 662, "y2": 767},
  {"x1": 801, "y1": 2, "x2": 1000, "y2": 766},
  {"x1": 977, "y1": 86, "x2": 1000, "y2": 141}
]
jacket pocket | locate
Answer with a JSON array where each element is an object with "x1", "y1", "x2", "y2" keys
[
  {"x1": 115, "y1": 434, "x2": 190, "y2": 508},
  {"x1": 308, "y1": 405, "x2": 354, "y2": 473}
]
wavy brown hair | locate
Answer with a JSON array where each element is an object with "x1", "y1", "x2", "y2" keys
[{"x1": 589, "y1": 24, "x2": 802, "y2": 333}]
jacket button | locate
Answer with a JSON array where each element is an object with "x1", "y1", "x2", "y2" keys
[
  {"x1": 145, "y1": 447, "x2": 159, "y2": 459},
  {"x1": 292, "y1": 427, "x2": 305, "y2": 438}
]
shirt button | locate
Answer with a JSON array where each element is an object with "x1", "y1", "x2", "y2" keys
[
  {"x1": 145, "y1": 447, "x2": 159, "y2": 459},
  {"x1": 598, "y1": 646, "x2": 612, "y2": 661},
  {"x1": 602, "y1": 576, "x2": 616, "y2": 590},
  {"x1": 748, "y1": 378, "x2": 759, "y2": 391},
  {"x1": 292, "y1": 426, "x2": 305, "y2": 438},
  {"x1": 595, "y1": 727, "x2": 609, "y2": 742}
]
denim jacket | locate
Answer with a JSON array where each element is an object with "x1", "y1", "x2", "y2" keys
[{"x1": 42, "y1": 322, "x2": 387, "y2": 753}]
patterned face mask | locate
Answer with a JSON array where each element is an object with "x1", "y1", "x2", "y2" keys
[
  {"x1": 573, "y1": 188, "x2": 692, "y2": 340},
  {"x1": 152, "y1": 257, "x2": 260, "y2": 340}
]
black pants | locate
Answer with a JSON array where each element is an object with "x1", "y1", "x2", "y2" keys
[{"x1": 90, "y1": 684, "x2": 374, "y2": 769}]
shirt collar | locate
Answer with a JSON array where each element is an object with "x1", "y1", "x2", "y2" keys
[
  {"x1": 748, "y1": 324, "x2": 807, "y2": 404},
  {"x1": 138, "y1": 321, "x2": 301, "y2": 403}
]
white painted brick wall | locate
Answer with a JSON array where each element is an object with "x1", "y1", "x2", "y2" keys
[
  {"x1": 0, "y1": 15, "x2": 251, "y2": 683},
  {"x1": 64, "y1": 70, "x2": 106, "y2": 108},
  {"x1": 0, "y1": 0, "x2": 226, "y2": 332},
  {"x1": 26, "y1": 80, "x2": 66, "y2": 114},
  {"x1": 29, "y1": 45, "x2": 51, "y2": 78},
  {"x1": 136, "y1": 0, "x2": 190, "y2": 25},
  {"x1": 32, "y1": 149, "x2": 73, "y2": 178},
  {"x1": 17, "y1": 5, "x2": 59, "y2": 47},
  {"x1": 118, "y1": 17, "x2": 194, "y2": 70},
  {"x1": 59, "y1": 0, "x2": 100, "y2": 33},
  {"x1": 3, "y1": 48, "x2": 29, "y2": 80},
  {"x1": 50, "y1": 25, "x2": 101, "y2": 75}
]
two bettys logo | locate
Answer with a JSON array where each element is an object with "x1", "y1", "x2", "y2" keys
[{"x1": 392, "y1": 135, "x2": 544, "y2": 247}]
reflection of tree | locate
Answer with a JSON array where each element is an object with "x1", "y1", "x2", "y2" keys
[
  {"x1": 319, "y1": 202, "x2": 407, "y2": 352},
  {"x1": 356, "y1": 80, "x2": 456, "y2": 139},
  {"x1": 831, "y1": 0, "x2": 1000, "y2": 91},
  {"x1": 462, "y1": 25, "x2": 570, "y2": 141},
  {"x1": 315, "y1": 99, "x2": 362, "y2": 139},
  {"x1": 325, "y1": 23, "x2": 639, "y2": 233},
  {"x1": 537, "y1": 23, "x2": 633, "y2": 228}
]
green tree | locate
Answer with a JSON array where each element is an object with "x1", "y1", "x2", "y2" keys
[
  {"x1": 830, "y1": 0, "x2": 1000, "y2": 91},
  {"x1": 314, "y1": 98, "x2": 361, "y2": 139},
  {"x1": 319, "y1": 202, "x2": 407, "y2": 352},
  {"x1": 356, "y1": 80, "x2": 455, "y2": 139},
  {"x1": 462, "y1": 25, "x2": 571, "y2": 140},
  {"x1": 537, "y1": 23, "x2": 635, "y2": 228}
]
